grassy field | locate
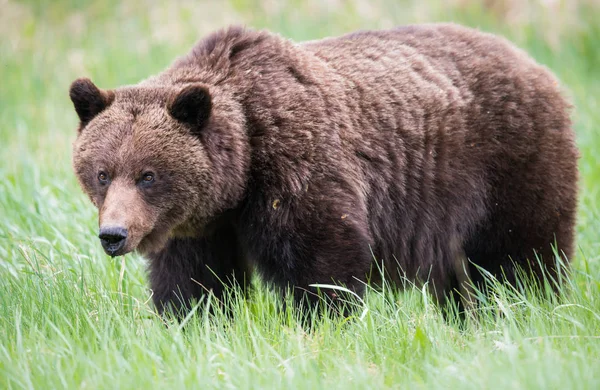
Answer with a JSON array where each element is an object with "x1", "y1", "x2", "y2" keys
[{"x1": 1, "y1": 0, "x2": 599, "y2": 388}]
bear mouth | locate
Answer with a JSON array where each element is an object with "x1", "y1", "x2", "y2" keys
[
  {"x1": 135, "y1": 228, "x2": 171, "y2": 256},
  {"x1": 100, "y1": 241, "x2": 132, "y2": 257}
]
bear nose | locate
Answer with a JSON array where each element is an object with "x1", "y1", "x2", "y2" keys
[{"x1": 98, "y1": 226, "x2": 128, "y2": 257}]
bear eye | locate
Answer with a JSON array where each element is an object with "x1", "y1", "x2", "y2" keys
[
  {"x1": 141, "y1": 172, "x2": 155, "y2": 185},
  {"x1": 98, "y1": 171, "x2": 109, "y2": 184}
]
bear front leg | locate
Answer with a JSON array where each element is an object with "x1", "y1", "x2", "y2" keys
[
  {"x1": 293, "y1": 221, "x2": 373, "y2": 316},
  {"x1": 249, "y1": 207, "x2": 373, "y2": 317},
  {"x1": 147, "y1": 224, "x2": 250, "y2": 317}
]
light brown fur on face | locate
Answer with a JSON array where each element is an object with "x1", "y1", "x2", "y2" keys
[
  {"x1": 99, "y1": 177, "x2": 163, "y2": 254},
  {"x1": 71, "y1": 81, "x2": 249, "y2": 257}
]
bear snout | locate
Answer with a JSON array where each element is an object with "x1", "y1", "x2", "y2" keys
[{"x1": 99, "y1": 226, "x2": 128, "y2": 257}]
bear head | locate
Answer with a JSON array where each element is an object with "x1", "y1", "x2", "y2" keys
[{"x1": 69, "y1": 78, "x2": 249, "y2": 257}]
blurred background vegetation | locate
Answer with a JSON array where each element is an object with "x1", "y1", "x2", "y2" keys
[{"x1": 0, "y1": 1, "x2": 599, "y2": 388}]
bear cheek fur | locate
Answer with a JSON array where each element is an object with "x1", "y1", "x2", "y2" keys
[
  {"x1": 161, "y1": 89, "x2": 252, "y2": 240},
  {"x1": 72, "y1": 136, "x2": 107, "y2": 210}
]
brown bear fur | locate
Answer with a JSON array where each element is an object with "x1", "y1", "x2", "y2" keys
[{"x1": 70, "y1": 23, "x2": 579, "y2": 315}]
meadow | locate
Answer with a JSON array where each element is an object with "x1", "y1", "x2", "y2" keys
[{"x1": 1, "y1": 0, "x2": 599, "y2": 388}]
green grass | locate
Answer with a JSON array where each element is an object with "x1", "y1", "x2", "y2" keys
[{"x1": 1, "y1": 0, "x2": 599, "y2": 388}]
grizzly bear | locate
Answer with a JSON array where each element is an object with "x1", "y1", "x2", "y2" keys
[{"x1": 69, "y1": 23, "x2": 578, "y2": 316}]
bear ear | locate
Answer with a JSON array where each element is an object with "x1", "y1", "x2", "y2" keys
[
  {"x1": 69, "y1": 78, "x2": 114, "y2": 127},
  {"x1": 168, "y1": 85, "x2": 212, "y2": 131}
]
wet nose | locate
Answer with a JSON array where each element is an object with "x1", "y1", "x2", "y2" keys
[{"x1": 98, "y1": 226, "x2": 128, "y2": 257}]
